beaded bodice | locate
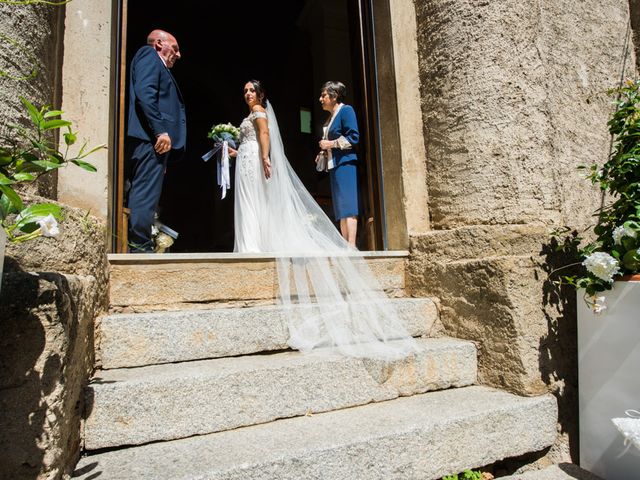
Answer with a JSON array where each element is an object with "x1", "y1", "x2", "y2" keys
[{"x1": 239, "y1": 111, "x2": 267, "y2": 144}]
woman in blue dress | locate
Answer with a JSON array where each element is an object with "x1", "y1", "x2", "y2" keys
[{"x1": 318, "y1": 81, "x2": 360, "y2": 246}]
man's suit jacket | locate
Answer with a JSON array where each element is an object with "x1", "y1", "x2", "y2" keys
[
  {"x1": 327, "y1": 104, "x2": 359, "y2": 167},
  {"x1": 127, "y1": 45, "x2": 186, "y2": 151}
]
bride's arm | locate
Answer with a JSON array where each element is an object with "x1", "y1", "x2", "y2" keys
[{"x1": 253, "y1": 105, "x2": 271, "y2": 179}]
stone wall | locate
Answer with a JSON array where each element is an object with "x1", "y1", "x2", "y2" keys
[
  {"x1": 0, "y1": 273, "x2": 97, "y2": 480},
  {"x1": 0, "y1": 2, "x2": 66, "y2": 200},
  {"x1": 410, "y1": 0, "x2": 635, "y2": 462},
  {"x1": 0, "y1": 197, "x2": 108, "y2": 479}
]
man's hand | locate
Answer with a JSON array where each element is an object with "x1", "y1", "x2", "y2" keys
[{"x1": 155, "y1": 133, "x2": 172, "y2": 154}]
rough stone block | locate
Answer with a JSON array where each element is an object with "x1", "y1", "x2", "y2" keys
[
  {"x1": 409, "y1": 225, "x2": 565, "y2": 395},
  {"x1": 5, "y1": 194, "x2": 109, "y2": 310},
  {"x1": 409, "y1": 225, "x2": 579, "y2": 463},
  {"x1": 0, "y1": 272, "x2": 96, "y2": 480}
]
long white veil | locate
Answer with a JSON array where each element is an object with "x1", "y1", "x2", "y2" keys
[{"x1": 263, "y1": 101, "x2": 417, "y2": 359}]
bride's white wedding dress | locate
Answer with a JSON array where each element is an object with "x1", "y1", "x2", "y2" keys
[
  {"x1": 234, "y1": 110, "x2": 269, "y2": 253},
  {"x1": 234, "y1": 102, "x2": 416, "y2": 359}
]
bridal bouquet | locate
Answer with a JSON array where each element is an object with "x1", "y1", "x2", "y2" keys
[
  {"x1": 207, "y1": 122, "x2": 240, "y2": 145},
  {"x1": 203, "y1": 123, "x2": 240, "y2": 199}
]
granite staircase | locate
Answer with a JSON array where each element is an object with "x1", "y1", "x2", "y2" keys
[{"x1": 73, "y1": 252, "x2": 557, "y2": 480}]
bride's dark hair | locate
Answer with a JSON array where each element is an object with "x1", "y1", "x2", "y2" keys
[{"x1": 246, "y1": 79, "x2": 268, "y2": 107}]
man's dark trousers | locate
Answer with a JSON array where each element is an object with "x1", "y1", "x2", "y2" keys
[{"x1": 127, "y1": 140, "x2": 167, "y2": 252}]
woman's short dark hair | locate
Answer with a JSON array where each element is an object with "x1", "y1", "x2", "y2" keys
[
  {"x1": 321, "y1": 81, "x2": 346, "y2": 102},
  {"x1": 245, "y1": 79, "x2": 268, "y2": 107}
]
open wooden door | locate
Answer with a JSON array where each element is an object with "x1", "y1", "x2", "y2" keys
[
  {"x1": 113, "y1": 0, "x2": 128, "y2": 252},
  {"x1": 351, "y1": 0, "x2": 384, "y2": 250}
]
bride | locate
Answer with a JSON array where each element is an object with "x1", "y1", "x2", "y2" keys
[{"x1": 230, "y1": 80, "x2": 416, "y2": 359}]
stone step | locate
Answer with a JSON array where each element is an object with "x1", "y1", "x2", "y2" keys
[
  {"x1": 84, "y1": 337, "x2": 476, "y2": 450},
  {"x1": 75, "y1": 386, "x2": 557, "y2": 480},
  {"x1": 108, "y1": 251, "x2": 409, "y2": 310},
  {"x1": 98, "y1": 297, "x2": 440, "y2": 369}
]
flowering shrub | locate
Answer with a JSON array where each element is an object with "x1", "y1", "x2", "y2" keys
[
  {"x1": 554, "y1": 79, "x2": 640, "y2": 298},
  {"x1": 0, "y1": 97, "x2": 104, "y2": 242}
]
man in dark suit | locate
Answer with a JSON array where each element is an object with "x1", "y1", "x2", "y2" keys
[{"x1": 126, "y1": 29, "x2": 186, "y2": 252}]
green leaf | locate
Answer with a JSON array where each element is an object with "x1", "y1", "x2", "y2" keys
[
  {"x1": 43, "y1": 109, "x2": 64, "y2": 118},
  {"x1": 15, "y1": 161, "x2": 45, "y2": 174},
  {"x1": 14, "y1": 203, "x2": 63, "y2": 231},
  {"x1": 31, "y1": 160, "x2": 63, "y2": 171},
  {"x1": 31, "y1": 139, "x2": 50, "y2": 151},
  {"x1": 70, "y1": 159, "x2": 97, "y2": 172},
  {"x1": 46, "y1": 152, "x2": 64, "y2": 164},
  {"x1": 42, "y1": 119, "x2": 72, "y2": 131},
  {"x1": 76, "y1": 143, "x2": 107, "y2": 159},
  {"x1": 622, "y1": 249, "x2": 640, "y2": 271},
  {"x1": 64, "y1": 131, "x2": 77, "y2": 146},
  {"x1": 0, "y1": 193, "x2": 17, "y2": 218},
  {"x1": 0, "y1": 185, "x2": 23, "y2": 211},
  {"x1": 13, "y1": 172, "x2": 35, "y2": 182},
  {"x1": 20, "y1": 97, "x2": 43, "y2": 127},
  {"x1": 19, "y1": 152, "x2": 40, "y2": 164},
  {"x1": 0, "y1": 148, "x2": 12, "y2": 166},
  {"x1": 0, "y1": 172, "x2": 15, "y2": 185},
  {"x1": 621, "y1": 236, "x2": 637, "y2": 251}
]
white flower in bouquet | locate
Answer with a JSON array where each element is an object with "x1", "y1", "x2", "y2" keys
[
  {"x1": 37, "y1": 214, "x2": 60, "y2": 238},
  {"x1": 612, "y1": 224, "x2": 637, "y2": 244},
  {"x1": 582, "y1": 252, "x2": 620, "y2": 282},
  {"x1": 208, "y1": 122, "x2": 240, "y2": 143}
]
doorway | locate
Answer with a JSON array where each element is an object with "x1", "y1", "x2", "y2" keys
[{"x1": 114, "y1": 0, "x2": 386, "y2": 252}]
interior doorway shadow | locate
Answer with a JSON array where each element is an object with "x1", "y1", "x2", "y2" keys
[{"x1": 123, "y1": 0, "x2": 361, "y2": 252}]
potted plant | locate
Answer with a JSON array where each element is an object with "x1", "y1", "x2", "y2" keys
[
  {"x1": 553, "y1": 78, "x2": 640, "y2": 479},
  {"x1": 0, "y1": 97, "x2": 104, "y2": 290}
]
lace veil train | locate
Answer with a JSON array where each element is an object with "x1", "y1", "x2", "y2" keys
[{"x1": 263, "y1": 101, "x2": 417, "y2": 359}]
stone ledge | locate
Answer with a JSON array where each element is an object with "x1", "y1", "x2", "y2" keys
[
  {"x1": 109, "y1": 255, "x2": 408, "y2": 308},
  {"x1": 75, "y1": 386, "x2": 557, "y2": 480},
  {"x1": 108, "y1": 250, "x2": 410, "y2": 263},
  {"x1": 98, "y1": 297, "x2": 440, "y2": 368}
]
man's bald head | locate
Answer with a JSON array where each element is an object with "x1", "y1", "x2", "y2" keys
[
  {"x1": 147, "y1": 29, "x2": 174, "y2": 45},
  {"x1": 147, "y1": 29, "x2": 181, "y2": 68}
]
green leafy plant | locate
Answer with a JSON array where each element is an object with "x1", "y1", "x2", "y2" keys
[
  {"x1": 442, "y1": 469, "x2": 484, "y2": 480},
  {"x1": 553, "y1": 79, "x2": 640, "y2": 304},
  {"x1": 0, "y1": 97, "x2": 105, "y2": 242}
]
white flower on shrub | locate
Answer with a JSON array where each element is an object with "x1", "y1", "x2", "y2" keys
[
  {"x1": 612, "y1": 224, "x2": 637, "y2": 245},
  {"x1": 37, "y1": 214, "x2": 60, "y2": 238},
  {"x1": 583, "y1": 252, "x2": 620, "y2": 282}
]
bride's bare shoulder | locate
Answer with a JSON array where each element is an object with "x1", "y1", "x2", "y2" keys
[{"x1": 251, "y1": 105, "x2": 266, "y2": 114}]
